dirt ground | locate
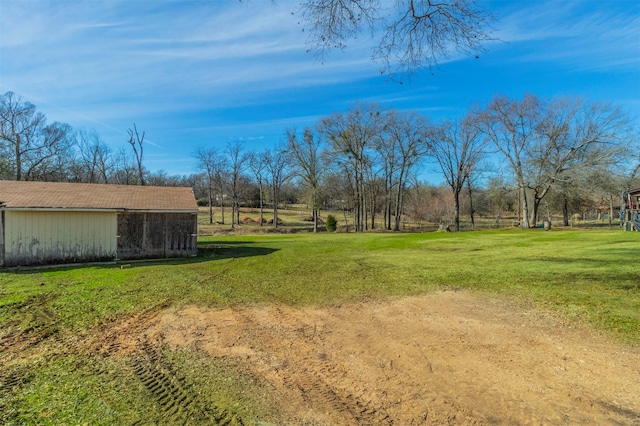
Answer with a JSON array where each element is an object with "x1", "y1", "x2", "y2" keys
[{"x1": 90, "y1": 291, "x2": 640, "y2": 425}]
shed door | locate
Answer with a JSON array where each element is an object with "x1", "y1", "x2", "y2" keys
[
  {"x1": 117, "y1": 212, "x2": 196, "y2": 259},
  {"x1": 164, "y1": 213, "x2": 197, "y2": 257},
  {"x1": 117, "y1": 213, "x2": 169, "y2": 259}
]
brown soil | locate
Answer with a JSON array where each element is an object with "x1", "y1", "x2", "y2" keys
[{"x1": 89, "y1": 291, "x2": 640, "y2": 425}]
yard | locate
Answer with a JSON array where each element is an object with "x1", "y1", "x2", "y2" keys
[{"x1": 1, "y1": 229, "x2": 639, "y2": 424}]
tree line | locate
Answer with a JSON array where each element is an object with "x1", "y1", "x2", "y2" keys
[
  {"x1": 2, "y1": 90, "x2": 638, "y2": 231},
  {"x1": 0, "y1": 92, "x2": 153, "y2": 186}
]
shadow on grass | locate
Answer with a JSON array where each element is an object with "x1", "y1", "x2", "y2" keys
[
  {"x1": 4, "y1": 244, "x2": 279, "y2": 273},
  {"x1": 196, "y1": 244, "x2": 279, "y2": 261},
  {"x1": 198, "y1": 241, "x2": 258, "y2": 245},
  {"x1": 518, "y1": 248, "x2": 639, "y2": 267}
]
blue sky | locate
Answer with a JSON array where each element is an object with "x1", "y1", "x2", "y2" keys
[{"x1": 1, "y1": 0, "x2": 639, "y2": 177}]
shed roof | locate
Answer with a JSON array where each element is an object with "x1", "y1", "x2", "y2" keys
[{"x1": 0, "y1": 180, "x2": 198, "y2": 212}]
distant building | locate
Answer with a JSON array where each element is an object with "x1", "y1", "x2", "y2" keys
[
  {"x1": 0, "y1": 181, "x2": 198, "y2": 267},
  {"x1": 622, "y1": 188, "x2": 640, "y2": 231}
]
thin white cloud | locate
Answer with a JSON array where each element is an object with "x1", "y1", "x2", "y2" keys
[
  {"x1": 2, "y1": 0, "x2": 638, "y2": 177},
  {"x1": 0, "y1": 0, "x2": 379, "y2": 129},
  {"x1": 493, "y1": 0, "x2": 640, "y2": 71}
]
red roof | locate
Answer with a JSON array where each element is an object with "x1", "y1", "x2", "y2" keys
[{"x1": 0, "y1": 180, "x2": 197, "y2": 212}]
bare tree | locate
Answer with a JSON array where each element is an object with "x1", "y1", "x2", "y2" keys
[
  {"x1": 582, "y1": 166, "x2": 626, "y2": 226},
  {"x1": 476, "y1": 94, "x2": 541, "y2": 228},
  {"x1": 631, "y1": 161, "x2": 640, "y2": 185},
  {"x1": 247, "y1": 150, "x2": 269, "y2": 226},
  {"x1": 322, "y1": 167, "x2": 356, "y2": 231},
  {"x1": 363, "y1": 162, "x2": 385, "y2": 230},
  {"x1": 214, "y1": 158, "x2": 229, "y2": 224},
  {"x1": 320, "y1": 103, "x2": 384, "y2": 232},
  {"x1": 406, "y1": 183, "x2": 454, "y2": 225},
  {"x1": 377, "y1": 125, "x2": 399, "y2": 230},
  {"x1": 127, "y1": 123, "x2": 145, "y2": 185},
  {"x1": 465, "y1": 165, "x2": 488, "y2": 228},
  {"x1": 77, "y1": 129, "x2": 113, "y2": 183},
  {"x1": 22, "y1": 121, "x2": 75, "y2": 181},
  {"x1": 381, "y1": 109, "x2": 430, "y2": 231},
  {"x1": 404, "y1": 182, "x2": 431, "y2": 229},
  {"x1": 0, "y1": 92, "x2": 74, "y2": 182},
  {"x1": 429, "y1": 115, "x2": 485, "y2": 231},
  {"x1": 476, "y1": 95, "x2": 631, "y2": 227},
  {"x1": 299, "y1": 0, "x2": 494, "y2": 78},
  {"x1": 485, "y1": 176, "x2": 517, "y2": 227},
  {"x1": 226, "y1": 140, "x2": 247, "y2": 228},
  {"x1": 111, "y1": 147, "x2": 138, "y2": 185},
  {"x1": 264, "y1": 145, "x2": 291, "y2": 228},
  {"x1": 286, "y1": 127, "x2": 328, "y2": 232},
  {"x1": 525, "y1": 98, "x2": 630, "y2": 225},
  {"x1": 195, "y1": 147, "x2": 222, "y2": 224},
  {"x1": 0, "y1": 91, "x2": 47, "y2": 180}
]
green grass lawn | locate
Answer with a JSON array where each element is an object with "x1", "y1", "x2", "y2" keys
[
  {"x1": 3, "y1": 228, "x2": 637, "y2": 337},
  {"x1": 1, "y1": 229, "x2": 638, "y2": 424}
]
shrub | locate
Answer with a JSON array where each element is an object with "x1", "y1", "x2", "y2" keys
[{"x1": 325, "y1": 214, "x2": 337, "y2": 232}]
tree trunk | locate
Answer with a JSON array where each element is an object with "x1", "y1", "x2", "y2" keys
[
  {"x1": 370, "y1": 209, "x2": 375, "y2": 230},
  {"x1": 353, "y1": 170, "x2": 361, "y2": 232},
  {"x1": 385, "y1": 172, "x2": 392, "y2": 230},
  {"x1": 220, "y1": 193, "x2": 225, "y2": 225},
  {"x1": 563, "y1": 197, "x2": 569, "y2": 226},
  {"x1": 369, "y1": 185, "x2": 375, "y2": 230},
  {"x1": 258, "y1": 182, "x2": 264, "y2": 226},
  {"x1": 517, "y1": 186, "x2": 521, "y2": 227},
  {"x1": 357, "y1": 163, "x2": 366, "y2": 232},
  {"x1": 467, "y1": 180, "x2": 475, "y2": 228},
  {"x1": 313, "y1": 208, "x2": 318, "y2": 233},
  {"x1": 454, "y1": 190, "x2": 461, "y2": 232},
  {"x1": 393, "y1": 184, "x2": 405, "y2": 232},
  {"x1": 15, "y1": 134, "x2": 22, "y2": 181},
  {"x1": 208, "y1": 186, "x2": 213, "y2": 224},
  {"x1": 520, "y1": 186, "x2": 531, "y2": 228},
  {"x1": 393, "y1": 171, "x2": 405, "y2": 232},
  {"x1": 386, "y1": 202, "x2": 392, "y2": 230},
  {"x1": 532, "y1": 197, "x2": 541, "y2": 228},
  {"x1": 609, "y1": 194, "x2": 614, "y2": 227},
  {"x1": 343, "y1": 209, "x2": 350, "y2": 233},
  {"x1": 273, "y1": 187, "x2": 279, "y2": 228}
]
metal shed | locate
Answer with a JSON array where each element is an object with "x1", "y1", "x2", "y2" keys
[{"x1": 0, "y1": 181, "x2": 198, "y2": 267}]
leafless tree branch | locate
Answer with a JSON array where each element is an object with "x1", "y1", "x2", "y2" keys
[{"x1": 299, "y1": 0, "x2": 494, "y2": 79}]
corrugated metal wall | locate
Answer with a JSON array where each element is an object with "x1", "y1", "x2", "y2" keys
[{"x1": 3, "y1": 210, "x2": 117, "y2": 266}]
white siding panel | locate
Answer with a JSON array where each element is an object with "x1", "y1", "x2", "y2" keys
[
  {"x1": 4, "y1": 210, "x2": 117, "y2": 266},
  {"x1": 0, "y1": 212, "x2": 4, "y2": 266}
]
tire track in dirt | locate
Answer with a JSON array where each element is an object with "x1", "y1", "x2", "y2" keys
[
  {"x1": 317, "y1": 302, "x2": 481, "y2": 425},
  {"x1": 265, "y1": 306, "x2": 393, "y2": 425},
  {"x1": 81, "y1": 292, "x2": 640, "y2": 425},
  {"x1": 89, "y1": 300, "x2": 176, "y2": 358},
  {"x1": 1, "y1": 295, "x2": 62, "y2": 424},
  {"x1": 0, "y1": 294, "x2": 60, "y2": 363},
  {"x1": 147, "y1": 303, "x2": 516, "y2": 424},
  {"x1": 197, "y1": 305, "x2": 393, "y2": 425},
  {"x1": 0, "y1": 365, "x2": 32, "y2": 397},
  {"x1": 130, "y1": 338, "x2": 243, "y2": 425},
  {"x1": 84, "y1": 305, "x2": 245, "y2": 425},
  {"x1": 0, "y1": 365, "x2": 35, "y2": 426}
]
